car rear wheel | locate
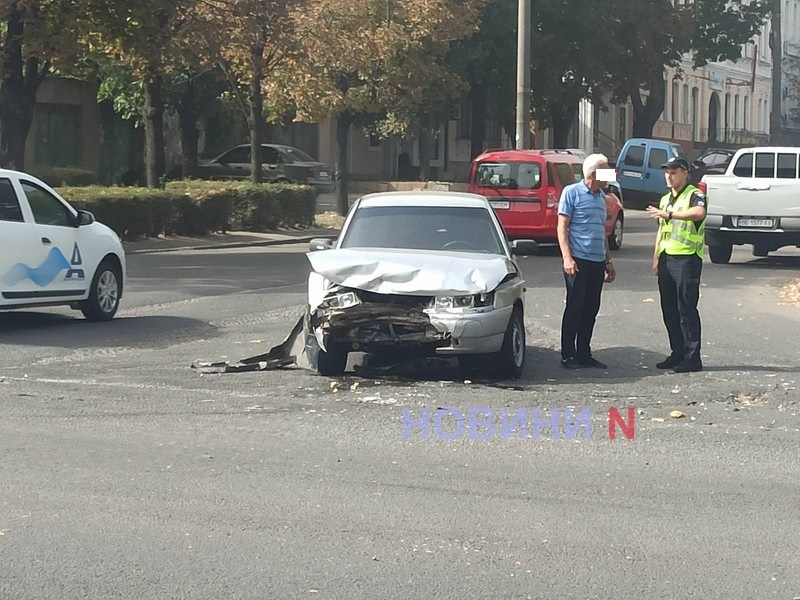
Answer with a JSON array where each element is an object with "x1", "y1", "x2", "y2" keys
[
  {"x1": 81, "y1": 258, "x2": 122, "y2": 321},
  {"x1": 608, "y1": 215, "x2": 623, "y2": 250},
  {"x1": 495, "y1": 306, "x2": 525, "y2": 379},
  {"x1": 708, "y1": 243, "x2": 732, "y2": 264}
]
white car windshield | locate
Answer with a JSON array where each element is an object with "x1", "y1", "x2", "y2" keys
[{"x1": 340, "y1": 205, "x2": 506, "y2": 254}]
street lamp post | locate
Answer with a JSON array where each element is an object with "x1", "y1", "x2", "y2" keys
[{"x1": 515, "y1": 0, "x2": 531, "y2": 149}]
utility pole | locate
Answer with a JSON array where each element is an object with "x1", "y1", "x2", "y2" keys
[
  {"x1": 515, "y1": 0, "x2": 531, "y2": 149},
  {"x1": 770, "y1": 0, "x2": 783, "y2": 144}
]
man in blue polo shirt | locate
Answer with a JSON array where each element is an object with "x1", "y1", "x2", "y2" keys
[{"x1": 557, "y1": 153, "x2": 616, "y2": 369}]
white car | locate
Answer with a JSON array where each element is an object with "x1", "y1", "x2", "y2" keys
[
  {"x1": 0, "y1": 169, "x2": 125, "y2": 320},
  {"x1": 303, "y1": 191, "x2": 537, "y2": 379}
]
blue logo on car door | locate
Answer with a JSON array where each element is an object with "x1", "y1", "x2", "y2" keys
[{"x1": 1, "y1": 243, "x2": 84, "y2": 287}]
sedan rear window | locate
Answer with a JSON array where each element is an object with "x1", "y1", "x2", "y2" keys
[{"x1": 340, "y1": 205, "x2": 505, "y2": 254}]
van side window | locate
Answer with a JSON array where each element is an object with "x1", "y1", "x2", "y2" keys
[
  {"x1": 516, "y1": 162, "x2": 541, "y2": 189},
  {"x1": 551, "y1": 162, "x2": 575, "y2": 188},
  {"x1": 776, "y1": 153, "x2": 798, "y2": 178},
  {"x1": 732, "y1": 153, "x2": 753, "y2": 177},
  {"x1": 648, "y1": 148, "x2": 668, "y2": 169},
  {"x1": 623, "y1": 146, "x2": 645, "y2": 167},
  {"x1": 754, "y1": 153, "x2": 775, "y2": 178},
  {"x1": 0, "y1": 178, "x2": 23, "y2": 222}
]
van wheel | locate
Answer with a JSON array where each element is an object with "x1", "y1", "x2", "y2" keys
[
  {"x1": 81, "y1": 259, "x2": 122, "y2": 321},
  {"x1": 495, "y1": 306, "x2": 525, "y2": 379},
  {"x1": 708, "y1": 243, "x2": 732, "y2": 264},
  {"x1": 608, "y1": 215, "x2": 623, "y2": 250}
]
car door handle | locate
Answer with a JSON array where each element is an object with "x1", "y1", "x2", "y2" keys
[
  {"x1": 41, "y1": 237, "x2": 52, "y2": 245},
  {"x1": 645, "y1": 172, "x2": 650, "y2": 179}
]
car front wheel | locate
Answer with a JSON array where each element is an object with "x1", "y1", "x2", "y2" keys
[
  {"x1": 608, "y1": 215, "x2": 623, "y2": 250},
  {"x1": 496, "y1": 306, "x2": 525, "y2": 379},
  {"x1": 81, "y1": 258, "x2": 122, "y2": 321}
]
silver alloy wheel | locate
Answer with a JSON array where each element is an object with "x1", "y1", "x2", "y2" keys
[
  {"x1": 97, "y1": 270, "x2": 119, "y2": 314},
  {"x1": 613, "y1": 217, "x2": 623, "y2": 248},
  {"x1": 511, "y1": 317, "x2": 525, "y2": 367}
]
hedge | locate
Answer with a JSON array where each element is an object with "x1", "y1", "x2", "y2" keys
[{"x1": 56, "y1": 180, "x2": 317, "y2": 241}]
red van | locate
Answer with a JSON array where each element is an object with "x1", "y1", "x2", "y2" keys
[{"x1": 467, "y1": 149, "x2": 624, "y2": 249}]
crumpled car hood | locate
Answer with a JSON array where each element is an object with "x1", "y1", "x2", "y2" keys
[{"x1": 306, "y1": 248, "x2": 517, "y2": 297}]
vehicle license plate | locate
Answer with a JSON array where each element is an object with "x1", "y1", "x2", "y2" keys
[
  {"x1": 736, "y1": 218, "x2": 774, "y2": 228},
  {"x1": 320, "y1": 171, "x2": 328, "y2": 177},
  {"x1": 622, "y1": 171, "x2": 642, "y2": 179},
  {"x1": 490, "y1": 200, "x2": 510, "y2": 209}
]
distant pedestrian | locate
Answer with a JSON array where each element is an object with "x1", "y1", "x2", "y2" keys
[
  {"x1": 645, "y1": 156, "x2": 707, "y2": 372},
  {"x1": 557, "y1": 153, "x2": 616, "y2": 369}
]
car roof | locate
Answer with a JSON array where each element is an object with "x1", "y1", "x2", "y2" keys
[
  {"x1": 474, "y1": 148, "x2": 583, "y2": 162},
  {"x1": 358, "y1": 191, "x2": 491, "y2": 209},
  {"x1": 732, "y1": 146, "x2": 800, "y2": 152}
]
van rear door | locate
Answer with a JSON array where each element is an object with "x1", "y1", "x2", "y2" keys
[{"x1": 617, "y1": 142, "x2": 647, "y2": 197}]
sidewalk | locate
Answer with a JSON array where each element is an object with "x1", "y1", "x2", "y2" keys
[{"x1": 123, "y1": 227, "x2": 341, "y2": 255}]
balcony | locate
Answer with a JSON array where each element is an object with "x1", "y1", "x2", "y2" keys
[{"x1": 701, "y1": 128, "x2": 770, "y2": 145}]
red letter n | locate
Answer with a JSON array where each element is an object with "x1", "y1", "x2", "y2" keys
[{"x1": 608, "y1": 407, "x2": 635, "y2": 440}]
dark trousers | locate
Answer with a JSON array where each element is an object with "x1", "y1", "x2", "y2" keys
[
  {"x1": 561, "y1": 258, "x2": 606, "y2": 360},
  {"x1": 657, "y1": 253, "x2": 702, "y2": 363}
]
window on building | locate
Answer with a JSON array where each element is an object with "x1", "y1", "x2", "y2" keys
[{"x1": 34, "y1": 104, "x2": 82, "y2": 168}]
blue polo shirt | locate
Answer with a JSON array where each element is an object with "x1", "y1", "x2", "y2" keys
[{"x1": 557, "y1": 181, "x2": 607, "y2": 262}]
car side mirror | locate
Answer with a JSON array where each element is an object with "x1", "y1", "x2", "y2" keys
[
  {"x1": 309, "y1": 237, "x2": 335, "y2": 252},
  {"x1": 75, "y1": 209, "x2": 94, "y2": 227},
  {"x1": 510, "y1": 239, "x2": 538, "y2": 256}
]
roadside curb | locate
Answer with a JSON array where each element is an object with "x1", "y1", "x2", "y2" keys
[{"x1": 125, "y1": 231, "x2": 340, "y2": 255}]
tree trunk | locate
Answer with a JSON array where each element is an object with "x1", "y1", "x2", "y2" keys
[
  {"x1": 630, "y1": 77, "x2": 665, "y2": 138},
  {"x1": 177, "y1": 79, "x2": 199, "y2": 179},
  {"x1": 552, "y1": 109, "x2": 576, "y2": 148},
  {"x1": 249, "y1": 39, "x2": 265, "y2": 184},
  {"x1": 0, "y1": 8, "x2": 45, "y2": 170},
  {"x1": 143, "y1": 74, "x2": 166, "y2": 188},
  {"x1": 336, "y1": 112, "x2": 352, "y2": 216},
  {"x1": 469, "y1": 82, "x2": 487, "y2": 159},
  {"x1": 418, "y1": 115, "x2": 432, "y2": 182}
]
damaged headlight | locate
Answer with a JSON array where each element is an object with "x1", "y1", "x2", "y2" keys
[
  {"x1": 430, "y1": 292, "x2": 495, "y2": 312},
  {"x1": 319, "y1": 291, "x2": 361, "y2": 309}
]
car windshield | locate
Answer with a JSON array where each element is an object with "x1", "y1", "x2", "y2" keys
[
  {"x1": 340, "y1": 205, "x2": 506, "y2": 255},
  {"x1": 474, "y1": 161, "x2": 541, "y2": 190},
  {"x1": 282, "y1": 147, "x2": 315, "y2": 162}
]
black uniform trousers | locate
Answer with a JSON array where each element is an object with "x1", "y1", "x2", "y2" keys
[
  {"x1": 657, "y1": 252, "x2": 702, "y2": 364},
  {"x1": 561, "y1": 258, "x2": 606, "y2": 360}
]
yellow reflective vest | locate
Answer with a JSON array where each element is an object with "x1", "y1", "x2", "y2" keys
[{"x1": 657, "y1": 185, "x2": 706, "y2": 258}]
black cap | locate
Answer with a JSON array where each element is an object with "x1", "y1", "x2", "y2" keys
[{"x1": 661, "y1": 156, "x2": 689, "y2": 171}]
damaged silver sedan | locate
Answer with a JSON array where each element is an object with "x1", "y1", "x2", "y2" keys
[{"x1": 304, "y1": 191, "x2": 537, "y2": 379}]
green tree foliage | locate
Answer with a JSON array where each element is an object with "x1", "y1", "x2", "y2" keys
[
  {"x1": 604, "y1": 0, "x2": 770, "y2": 137},
  {"x1": 282, "y1": 0, "x2": 486, "y2": 214}
]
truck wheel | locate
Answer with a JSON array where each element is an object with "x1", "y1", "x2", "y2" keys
[
  {"x1": 608, "y1": 215, "x2": 623, "y2": 250},
  {"x1": 708, "y1": 243, "x2": 733, "y2": 264},
  {"x1": 81, "y1": 258, "x2": 122, "y2": 321},
  {"x1": 495, "y1": 306, "x2": 525, "y2": 379}
]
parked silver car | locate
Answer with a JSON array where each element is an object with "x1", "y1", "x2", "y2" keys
[
  {"x1": 303, "y1": 191, "x2": 537, "y2": 379},
  {"x1": 196, "y1": 143, "x2": 335, "y2": 193}
]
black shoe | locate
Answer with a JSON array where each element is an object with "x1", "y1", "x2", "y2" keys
[
  {"x1": 561, "y1": 357, "x2": 582, "y2": 369},
  {"x1": 673, "y1": 361, "x2": 703, "y2": 373},
  {"x1": 577, "y1": 356, "x2": 607, "y2": 369},
  {"x1": 656, "y1": 355, "x2": 682, "y2": 369}
]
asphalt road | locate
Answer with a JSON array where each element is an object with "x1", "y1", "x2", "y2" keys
[{"x1": 1, "y1": 211, "x2": 799, "y2": 600}]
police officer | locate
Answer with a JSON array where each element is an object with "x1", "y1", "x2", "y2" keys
[{"x1": 645, "y1": 156, "x2": 707, "y2": 373}]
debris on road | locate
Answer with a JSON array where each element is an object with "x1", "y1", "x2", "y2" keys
[{"x1": 669, "y1": 410, "x2": 686, "y2": 419}]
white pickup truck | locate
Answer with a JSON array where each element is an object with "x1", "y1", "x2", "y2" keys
[{"x1": 700, "y1": 146, "x2": 800, "y2": 263}]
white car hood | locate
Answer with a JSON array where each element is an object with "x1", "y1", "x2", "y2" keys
[{"x1": 306, "y1": 248, "x2": 516, "y2": 297}]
